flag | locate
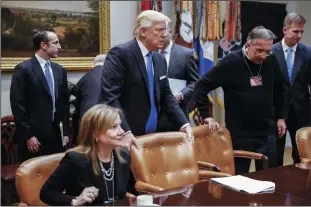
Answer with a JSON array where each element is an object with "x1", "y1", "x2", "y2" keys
[
  {"x1": 193, "y1": 38, "x2": 215, "y2": 103},
  {"x1": 140, "y1": 0, "x2": 162, "y2": 12},
  {"x1": 215, "y1": 0, "x2": 242, "y2": 109}
]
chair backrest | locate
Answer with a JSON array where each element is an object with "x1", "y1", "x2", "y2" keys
[
  {"x1": 15, "y1": 153, "x2": 65, "y2": 206},
  {"x1": 296, "y1": 127, "x2": 311, "y2": 163},
  {"x1": 193, "y1": 125, "x2": 235, "y2": 175},
  {"x1": 131, "y1": 132, "x2": 199, "y2": 190},
  {"x1": 1, "y1": 115, "x2": 18, "y2": 165}
]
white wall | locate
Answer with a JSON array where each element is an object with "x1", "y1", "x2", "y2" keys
[{"x1": 109, "y1": 1, "x2": 174, "y2": 47}]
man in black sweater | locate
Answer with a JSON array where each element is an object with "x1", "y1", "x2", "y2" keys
[{"x1": 193, "y1": 26, "x2": 289, "y2": 174}]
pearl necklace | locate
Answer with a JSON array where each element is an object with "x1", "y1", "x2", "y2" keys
[{"x1": 99, "y1": 153, "x2": 114, "y2": 181}]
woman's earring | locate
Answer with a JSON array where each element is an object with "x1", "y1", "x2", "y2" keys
[{"x1": 95, "y1": 138, "x2": 98, "y2": 143}]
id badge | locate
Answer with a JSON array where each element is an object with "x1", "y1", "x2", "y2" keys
[{"x1": 250, "y1": 76, "x2": 263, "y2": 87}]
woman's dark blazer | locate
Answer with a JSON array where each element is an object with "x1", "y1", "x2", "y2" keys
[{"x1": 40, "y1": 149, "x2": 134, "y2": 206}]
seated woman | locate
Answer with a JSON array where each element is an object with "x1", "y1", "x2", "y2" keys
[{"x1": 40, "y1": 104, "x2": 136, "y2": 206}]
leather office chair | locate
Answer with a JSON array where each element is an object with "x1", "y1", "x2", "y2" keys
[
  {"x1": 15, "y1": 153, "x2": 65, "y2": 206},
  {"x1": 131, "y1": 132, "x2": 230, "y2": 193},
  {"x1": 193, "y1": 125, "x2": 268, "y2": 175},
  {"x1": 296, "y1": 127, "x2": 311, "y2": 163}
]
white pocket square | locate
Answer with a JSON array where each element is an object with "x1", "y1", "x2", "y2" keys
[{"x1": 160, "y1": 75, "x2": 166, "y2": 80}]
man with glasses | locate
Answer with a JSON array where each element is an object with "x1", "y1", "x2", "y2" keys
[
  {"x1": 193, "y1": 26, "x2": 289, "y2": 174},
  {"x1": 272, "y1": 13, "x2": 311, "y2": 166}
]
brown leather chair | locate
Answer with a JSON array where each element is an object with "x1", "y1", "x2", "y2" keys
[
  {"x1": 15, "y1": 153, "x2": 65, "y2": 206},
  {"x1": 296, "y1": 127, "x2": 311, "y2": 163},
  {"x1": 1, "y1": 115, "x2": 20, "y2": 205},
  {"x1": 131, "y1": 132, "x2": 230, "y2": 193},
  {"x1": 193, "y1": 125, "x2": 268, "y2": 175}
]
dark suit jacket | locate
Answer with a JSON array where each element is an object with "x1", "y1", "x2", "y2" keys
[
  {"x1": 72, "y1": 65, "x2": 104, "y2": 143},
  {"x1": 10, "y1": 56, "x2": 69, "y2": 143},
  {"x1": 40, "y1": 150, "x2": 133, "y2": 206},
  {"x1": 100, "y1": 39, "x2": 188, "y2": 136},
  {"x1": 159, "y1": 44, "x2": 199, "y2": 131},
  {"x1": 272, "y1": 42, "x2": 311, "y2": 126}
]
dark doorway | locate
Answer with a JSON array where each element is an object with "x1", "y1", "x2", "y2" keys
[{"x1": 241, "y1": 1, "x2": 287, "y2": 45}]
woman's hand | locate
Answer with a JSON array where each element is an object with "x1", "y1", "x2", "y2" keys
[{"x1": 72, "y1": 186, "x2": 99, "y2": 206}]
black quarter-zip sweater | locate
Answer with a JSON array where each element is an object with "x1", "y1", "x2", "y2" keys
[{"x1": 194, "y1": 49, "x2": 289, "y2": 138}]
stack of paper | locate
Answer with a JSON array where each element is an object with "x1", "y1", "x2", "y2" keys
[{"x1": 211, "y1": 175, "x2": 275, "y2": 194}]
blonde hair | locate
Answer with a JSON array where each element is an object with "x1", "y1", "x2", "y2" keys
[
  {"x1": 69, "y1": 104, "x2": 124, "y2": 175},
  {"x1": 133, "y1": 10, "x2": 171, "y2": 37}
]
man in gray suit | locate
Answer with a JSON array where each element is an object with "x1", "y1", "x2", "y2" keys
[
  {"x1": 272, "y1": 13, "x2": 311, "y2": 166},
  {"x1": 158, "y1": 28, "x2": 199, "y2": 131}
]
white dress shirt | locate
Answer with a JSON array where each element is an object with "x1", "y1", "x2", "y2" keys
[
  {"x1": 35, "y1": 53, "x2": 55, "y2": 113},
  {"x1": 161, "y1": 40, "x2": 173, "y2": 71},
  {"x1": 136, "y1": 39, "x2": 154, "y2": 74}
]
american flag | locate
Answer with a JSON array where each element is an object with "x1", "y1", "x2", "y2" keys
[{"x1": 219, "y1": 38, "x2": 234, "y2": 52}]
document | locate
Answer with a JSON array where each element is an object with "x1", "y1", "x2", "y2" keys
[
  {"x1": 211, "y1": 175, "x2": 275, "y2": 194},
  {"x1": 59, "y1": 122, "x2": 66, "y2": 147},
  {"x1": 168, "y1": 78, "x2": 187, "y2": 94}
]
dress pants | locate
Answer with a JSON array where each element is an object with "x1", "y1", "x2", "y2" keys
[
  {"x1": 18, "y1": 121, "x2": 65, "y2": 162},
  {"x1": 276, "y1": 107, "x2": 301, "y2": 166},
  {"x1": 232, "y1": 133, "x2": 277, "y2": 175}
]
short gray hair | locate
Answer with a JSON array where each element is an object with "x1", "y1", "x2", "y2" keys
[
  {"x1": 283, "y1": 13, "x2": 306, "y2": 27},
  {"x1": 133, "y1": 10, "x2": 171, "y2": 37},
  {"x1": 93, "y1": 54, "x2": 106, "y2": 66},
  {"x1": 247, "y1": 26, "x2": 276, "y2": 44}
]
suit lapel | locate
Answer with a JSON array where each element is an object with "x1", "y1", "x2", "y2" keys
[
  {"x1": 133, "y1": 41, "x2": 150, "y2": 94},
  {"x1": 168, "y1": 44, "x2": 179, "y2": 77},
  {"x1": 51, "y1": 62, "x2": 59, "y2": 100},
  {"x1": 152, "y1": 54, "x2": 161, "y2": 109},
  {"x1": 274, "y1": 43, "x2": 290, "y2": 83},
  {"x1": 291, "y1": 44, "x2": 303, "y2": 84},
  {"x1": 31, "y1": 56, "x2": 52, "y2": 97}
]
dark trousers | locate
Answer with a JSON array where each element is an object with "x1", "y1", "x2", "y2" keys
[
  {"x1": 232, "y1": 133, "x2": 277, "y2": 175},
  {"x1": 276, "y1": 108, "x2": 301, "y2": 166},
  {"x1": 18, "y1": 122, "x2": 65, "y2": 162}
]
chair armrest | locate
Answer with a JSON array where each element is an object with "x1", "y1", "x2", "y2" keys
[
  {"x1": 126, "y1": 192, "x2": 135, "y2": 198},
  {"x1": 18, "y1": 203, "x2": 28, "y2": 206},
  {"x1": 197, "y1": 161, "x2": 221, "y2": 172},
  {"x1": 135, "y1": 181, "x2": 164, "y2": 193},
  {"x1": 199, "y1": 170, "x2": 231, "y2": 179},
  {"x1": 233, "y1": 150, "x2": 269, "y2": 169}
]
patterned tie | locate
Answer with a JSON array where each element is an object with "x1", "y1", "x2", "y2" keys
[
  {"x1": 44, "y1": 61, "x2": 55, "y2": 121},
  {"x1": 286, "y1": 48, "x2": 294, "y2": 82},
  {"x1": 145, "y1": 52, "x2": 158, "y2": 134}
]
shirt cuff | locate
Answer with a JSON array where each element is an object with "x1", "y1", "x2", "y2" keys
[{"x1": 180, "y1": 123, "x2": 190, "y2": 131}]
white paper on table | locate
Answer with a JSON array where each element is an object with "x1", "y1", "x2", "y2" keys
[
  {"x1": 211, "y1": 175, "x2": 275, "y2": 194},
  {"x1": 168, "y1": 78, "x2": 187, "y2": 94},
  {"x1": 59, "y1": 122, "x2": 66, "y2": 147}
]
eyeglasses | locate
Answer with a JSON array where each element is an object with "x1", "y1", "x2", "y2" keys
[{"x1": 252, "y1": 46, "x2": 273, "y2": 57}]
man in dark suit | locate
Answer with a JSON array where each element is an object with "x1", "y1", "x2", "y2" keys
[
  {"x1": 158, "y1": 28, "x2": 199, "y2": 131},
  {"x1": 72, "y1": 54, "x2": 106, "y2": 144},
  {"x1": 100, "y1": 10, "x2": 193, "y2": 143},
  {"x1": 272, "y1": 13, "x2": 311, "y2": 165},
  {"x1": 10, "y1": 28, "x2": 70, "y2": 162}
]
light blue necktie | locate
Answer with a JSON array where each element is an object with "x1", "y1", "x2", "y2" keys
[
  {"x1": 286, "y1": 48, "x2": 294, "y2": 82},
  {"x1": 44, "y1": 61, "x2": 55, "y2": 121},
  {"x1": 145, "y1": 52, "x2": 158, "y2": 134}
]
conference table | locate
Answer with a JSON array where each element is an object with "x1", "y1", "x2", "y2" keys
[{"x1": 109, "y1": 162, "x2": 311, "y2": 206}]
